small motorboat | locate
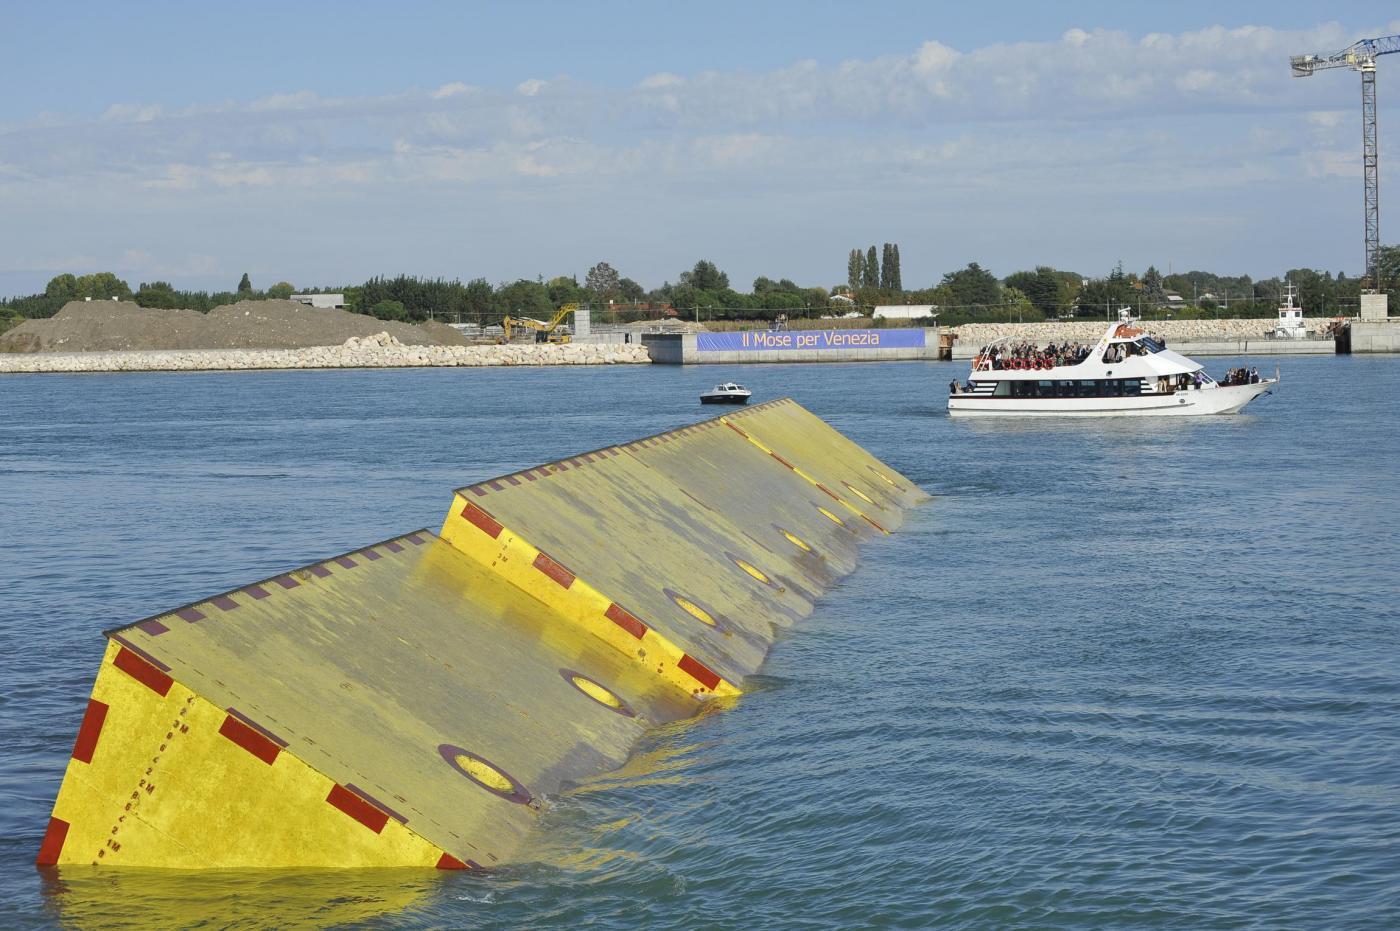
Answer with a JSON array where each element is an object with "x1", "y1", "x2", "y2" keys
[{"x1": 700, "y1": 382, "x2": 752, "y2": 405}]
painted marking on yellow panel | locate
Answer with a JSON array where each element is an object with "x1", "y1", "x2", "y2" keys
[
  {"x1": 440, "y1": 497, "x2": 741, "y2": 701},
  {"x1": 817, "y1": 506, "x2": 846, "y2": 526},
  {"x1": 781, "y1": 529, "x2": 813, "y2": 552},
  {"x1": 670, "y1": 592, "x2": 717, "y2": 627},
  {"x1": 561, "y1": 670, "x2": 635, "y2": 717},
  {"x1": 439, "y1": 745, "x2": 531, "y2": 804}
]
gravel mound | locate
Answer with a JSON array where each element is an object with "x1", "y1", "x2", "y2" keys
[{"x1": 0, "y1": 300, "x2": 470, "y2": 353}]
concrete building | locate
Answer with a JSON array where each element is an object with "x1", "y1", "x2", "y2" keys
[
  {"x1": 290, "y1": 293, "x2": 346, "y2": 309},
  {"x1": 872, "y1": 305, "x2": 937, "y2": 320}
]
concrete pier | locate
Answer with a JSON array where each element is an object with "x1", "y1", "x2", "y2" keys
[{"x1": 1344, "y1": 319, "x2": 1400, "y2": 353}]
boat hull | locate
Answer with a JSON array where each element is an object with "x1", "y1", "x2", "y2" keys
[
  {"x1": 700, "y1": 395, "x2": 751, "y2": 405},
  {"x1": 947, "y1": 380, "x2": 1274, "y2": 418}
]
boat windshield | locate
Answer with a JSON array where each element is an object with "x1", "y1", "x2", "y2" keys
[{"x1": 1138, "y1": 336, "x2": 1165, "y2": 353}]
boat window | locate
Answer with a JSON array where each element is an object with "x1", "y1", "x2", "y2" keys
[{"x1": 1138, "y1": 337, "x2": 1164, "y2": 353}]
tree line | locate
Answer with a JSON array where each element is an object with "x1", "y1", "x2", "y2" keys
[{"x1": 4, "y1": 246, "x2": 1398, "y2": 335}]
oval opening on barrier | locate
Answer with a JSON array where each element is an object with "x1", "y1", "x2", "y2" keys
[
  {"x1": 867, "y1": 465, "x2": 900, "y2": 488},
  {"x1": 438, "y1": 744, "x2": 532, "y2": 804},
  {"x1": 665, "y1": 588, "x2": 718, "y2": 627},
  {"x1": 842, "y1": 481, "x2": 875, "y2": 505},
  {"x1": 725, "y1": 552, "x2": 777, "y2": 588},
  {"x1": 560, "y1": 669, "x2": 635, "y2": 717},
  {"x1": 816, "y1": 505, "x2": 846, "y2": 527},
  {"x1": 778, "y1": 526, "x2": 813, "y2": 553}
]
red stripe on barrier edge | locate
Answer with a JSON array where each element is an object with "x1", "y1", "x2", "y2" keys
[
  {"x1": 334, "y1": 556, "x2": 357, "y2": 569},
  {"x1": 470, "y1": 486, "x2": 488, "y2": 497},
  {"x1": 384, "y1": 541, "x2": 404, "y2": 553},
  {"x1": 605, "y1": 603, "x2": 648, "y2": 639},
  {"x1": 35, "y1": 817, "x2": 69, "y2": 867},
  {"x1": 360, "y1": 549, "x2": 382, "y2": 562},
  {"x1": 505, "y1": 475, "x2": 521, "y2": 486},
  {"x1": 724, "y1": 422, "x2": 750, "y2": 438},
  {"x1": 137, "y1": 619, "x2": 168, "y2": 636},
  {"x1": 72, "y1": 698, "x2": 109, "y2": 764},
  {"x1": 326, "y1": 784, "x2": 389, "y2": 834},
  {"x1": 346, "y1": 784, "x2": 408, "y2": 823},
  {"x1": 861, "y1": 514, "x2": 890, "y2": 533},
  {"x1": 437, "y1": 852, "x2": 473, "y2": 870},
  {"x1": 488, "y1": 481, "x2": 503, "y2": 491},
  {"x1": 815, "y1": 483, "x2": 841, "y2": 501},
  {"x1": 113, "y1": 647, "x2": 173, "y2": 697},
  {"x1": 211, "y1": 594, "x2": 238, "y2": 611},
  {"x1": 219, "y1": 713, "x2": 281, "y2": 765},
  {"x1": 225, "y1": 707, "x2": 289, "y2": 746},
  {"x1": 245, "y1": 584, "x2": 271, "y2": 598},
  {"x1": 678, "y1": 654, "x2": 722, "y2": 691},
  {"x1": 408, "y1": 533, "x2": 426, "y2": 545},
  {"x1": 176, "y1": 607, "x2": 204, "y2": 622},
  {"x1": 771, "y1": 452, "x2": 795, "y2": 469},
  {"x1": 524, "y1": 471, "x2": 537, "y2": 481},
  {"x1": 460, "y1": 502, "x2": 503, "y2": 539},
  {"x1": 274, "y1": 574, "x2": 300, "y2": 589},
  {"x1": 533, "y1": 552, "x2": 576, "y2": 589}
]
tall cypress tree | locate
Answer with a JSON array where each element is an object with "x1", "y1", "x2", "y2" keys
[
  {"x1": 847, "y1": 249, "x2": 864, "y2": 291},
  {"x1": 882, "y1": 243, "x2": 896, "y2": 289},
  {"x1": 891, "y1": 244, "x2": 902, "y2": 292},
  {"x1": 864, "y1": 245, "x2": 879, "y2": 288}
]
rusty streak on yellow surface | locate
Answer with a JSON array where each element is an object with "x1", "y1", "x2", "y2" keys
[{"x1": 39, "y1": 399, "x2": 923, "y2": 870}]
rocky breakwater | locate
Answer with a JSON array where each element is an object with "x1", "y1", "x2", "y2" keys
[{"x1": 0, "y1": 333, "x2": 652, "y2": 374}]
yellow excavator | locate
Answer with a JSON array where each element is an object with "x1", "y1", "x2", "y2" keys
[{"x1": 502, "y1": 303, "x2": 576, "y2": 343}]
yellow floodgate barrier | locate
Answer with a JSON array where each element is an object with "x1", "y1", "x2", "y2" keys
[{"x1": 38, "y1": 399, "x2": 926, "y2": 870}]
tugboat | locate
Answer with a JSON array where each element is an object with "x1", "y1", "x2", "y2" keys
[
  {"x1": 700, "y1": 382, "x2": 752, "y2": 405},
  {"x1": 948, "y1": 319, "x2": 1276, "y2": 417}
]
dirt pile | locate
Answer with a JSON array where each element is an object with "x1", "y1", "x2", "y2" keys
[{"x1": 0, "y1": 300, "x2": 470, "y2": 353}]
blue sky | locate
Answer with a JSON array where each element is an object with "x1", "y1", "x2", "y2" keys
[{"x1": 2, "y1": 1, "x2": 1396, "y2": 295}]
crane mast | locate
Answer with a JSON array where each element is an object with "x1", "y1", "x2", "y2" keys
[{"x1": 1290, "y1": 35, "x2": 1400, "y2": 294}]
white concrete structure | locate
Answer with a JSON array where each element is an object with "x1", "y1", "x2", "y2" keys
[
  {"x1": 1360, "y1": 292, "x2": 1390, "y2": 320},
  {"x1": 290, "y1": 293, "x2": 346, "y2": 309},
  {"x1": 873, "y1": 305, "x2": 937, "y2": 320}
]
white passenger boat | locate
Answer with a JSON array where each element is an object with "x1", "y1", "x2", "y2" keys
[
  {"x1": 947, "y1": 321, "x2": 1276, "y2": 418},
  {"x1": 700, "y1": 382, "x2": 752, "y2": 405}
]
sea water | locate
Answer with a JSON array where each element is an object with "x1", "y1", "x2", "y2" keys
[{"x1": 1, "y1": 356, "x2": 1397, "y2": 929}]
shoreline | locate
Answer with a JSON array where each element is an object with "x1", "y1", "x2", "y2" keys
[{"x1": 0, "y1": 333, "x2": 651, "y2": 374}]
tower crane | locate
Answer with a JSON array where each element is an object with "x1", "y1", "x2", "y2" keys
[{"x1": 1291, "y1": 35, "x2": 1400, "y2": 293}]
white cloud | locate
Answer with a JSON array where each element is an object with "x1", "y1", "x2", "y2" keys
[{"x1": 516, "y1": 78, "x2": 547, "y2": 97}]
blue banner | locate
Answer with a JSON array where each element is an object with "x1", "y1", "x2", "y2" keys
[{"x1": 695, "y1": 329, "x2": 925, "y2": 352}]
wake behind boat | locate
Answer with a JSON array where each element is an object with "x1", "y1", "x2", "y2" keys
[{"x1": 948, "y1": 321, "x2": 1276, "y2": 418}]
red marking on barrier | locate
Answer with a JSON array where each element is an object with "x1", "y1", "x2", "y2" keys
[
  {"x1": 470, "y1": 486, "x2": 488, "y2": 497},
  {"x1": 678, "y1": 654, "x2": 722, "y2": 691},
  {"x1": 554, "y1": 461, "x2": 569, "y2": 471},
  {"x1": 114, "y1": 647, "x2": 173, "y2": 697},
  {"x1": 274, "y1": 574, "x2": 300, "y2": 589},
  {"x1": 35, "y1": 817, "x2": 69, "y2": 867},
  {"x1": 137, "y1": 619, "x2": 168, "y2": 636},
  {"x1": 815, "y1": 484, "x2": 841, "y2": 501},
  {"x1": 245, "y1": 584, "x2": 271, "y2": 599},
  {"x1": 408, "y1": 533, "x2": 426, "y2": 545},
  {"x1": 219, "y1": 713, "x2": 281, "y2": 765},
  {"x1": 461, "y1": 502, "x2": 503, "y2": 538},
  {"x1": 861, "y1": 514, "x2": 890, "y2": 533},
  {"x1": 385, "y1": 540, "x2": 404, "y2": 553},
  {"x1": 72, "y1": 699, "x2": 109, "y2": 764},
  {"x1": 488, "y1": 480, "x2": 504, "y2": 491},
  {"x1": 109, "y1": 635, "x2": 170, "y2": 670},
  {"x1": 326, "y1": 784, "x2": 389, "y2": 834},
  {"x1": 176, "y1": 607, "x2": 204, "y2": 623},
  {"x1": 605, "y1": 603, "x2": 648, "y2": 639},
  {"x1": 346, "y1": 784, "x2": 407, "y2": 823},
  {"x1": 309, "y1": 565, "x2": 331, "y2": 578},
  {"x1": 502, "y1": 474, "x2": 520, "y2": 486},
  {"x1": 334, "y1": 556, "x2": 357, "y2": 569},
  {"x1": 771, "y1": 452, "x2": 796, "y2": 469},
  {"x1": 360, "y1": 549, "x2": 382, "y2": 562},
  {"x1": 211, "y1": 595, "x2": 238, "y2": 611},
  {"x1": 724, "y1": 422, "x2": 749, "y2": 438},
  {"x1": 437, "y1": 852, "x2": 471, "y2": 870},
  {"x1": 533, "y1": 553, "x2": 575, "y2": 589},
  {"x1": 523, "y1": 471, "x2": 537, "y2": 481}
]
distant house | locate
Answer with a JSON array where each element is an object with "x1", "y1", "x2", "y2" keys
[
  {"x1": 873, "y1": 304, "x2": 937, "y2": 320},
  {"x1": 1160, "y1": 291, "x2": 1186, "y2": 306},
  {"x1": 290, "y1": 293, "x2": 346, "y2": 309}
]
